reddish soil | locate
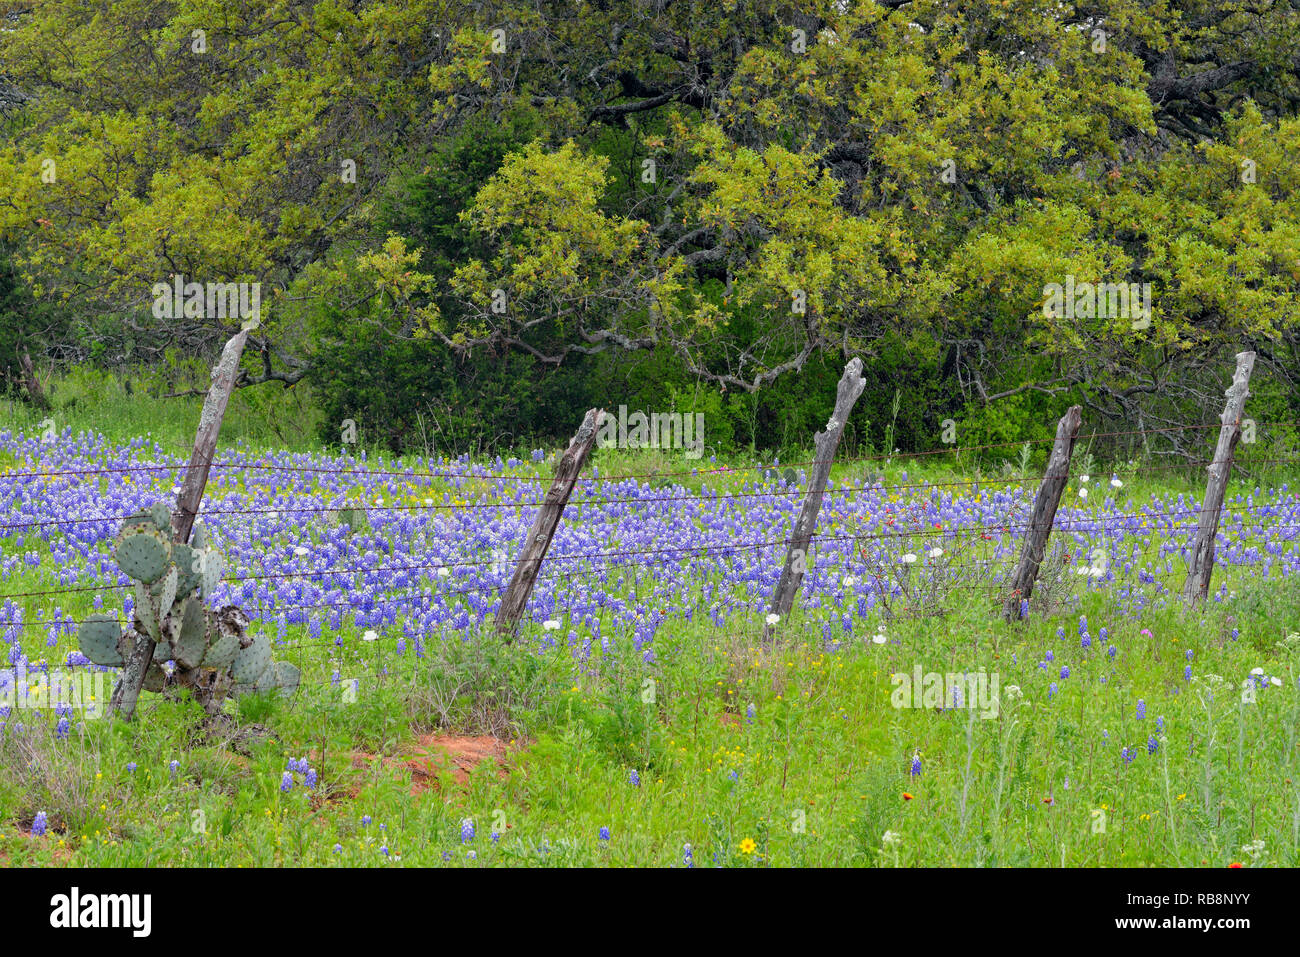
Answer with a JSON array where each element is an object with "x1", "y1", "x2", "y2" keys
[{"x1": 341, "y1": 734, "x2": 512, "y2": 797}]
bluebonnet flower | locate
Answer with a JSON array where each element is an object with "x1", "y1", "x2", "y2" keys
[
  {"x1": 1121, "y1": 747, "x2": 1136, "y2": 764},
  {"x1": 31, "y1": 811, "x2": 48, "y2": 836},
  {"x1": 467, "y1": 850, "x2": 476, "y2": 860},
  {"x1": 1060, "y1": 665, "x2": 1070, "y2": 679},
  {"x1": 683, "y1": 843, "x2": 694, "y2": 868},
  {"x1": 1147, "y1": 736, "x2": 1159, "y2": 755},
  {"x1": 1185, "y1": 649, "x2": 1193, "y2": 661},
  {"x1": 361, "y1": 815, "x2": 372, "y2": 827},
  {"x1": 126, "y1": 762, "x2": 137, "y2": 773},
  {"x1": 1019, "y1": 599, "x2": 1029, "y2": 619},
  {"x1": 599, "y1": 826, "x2": 611, "y2": 841},
  {"x1": 629, "y1": 769, "x2": 641, "y2": 787},
  {"x1": 490, "y1": 831, "x2": 500, "y2": 844},
  {"x1": 169, "y1": 759, "x2": 179, "y2": 776},
  {"x1": 1156, "y1": 716, "x2": 1164, "y2": 733},
  {"x1": 380, "y1": 845, "x2": 389, "y2": 856},
  {"x1": 910, "y1": 754, "x2": 922, "y2": 776},
  {"x1": 460, "y1": 818, "x2": 475, "y2": 843},
  {"x1": 305, "y1": 768, "x2": 317, "y2": 789},
  {"x1": 280, "y1": 771, "x2": 294, "y2": 792},
  {"x1": 1045, "y1": 650, "x2": 1054, "y2": 663},
  {"x1": 745, "y1": 703, "x2": 755, "y2": 723},
  {"x1": 1136, "y1": 699, "x2": 1146, "y2": 720},
  {"x1": 55, "y1": 717, "x2": 69, "y2": 739},
  {"x1": 1049, "y1": 682, "x2": 1058, "y2": 700},
  {"x1": 1184, "y1": 665, "x2": 1193, "y2": 681},
  {"x1": 1108, "y1": 645, "x2": 1118, "y2": 660},
  {"x1": 333, "y1": 844, "x2": 342, "y2": 854}
]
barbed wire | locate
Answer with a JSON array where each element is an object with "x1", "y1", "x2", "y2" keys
[
  {"x1": 3, "y1": 493, "x2": 1295, "y2": 610},
  {"x1": 3, "y1": 452, "x2": 1296, "y2": 536}
]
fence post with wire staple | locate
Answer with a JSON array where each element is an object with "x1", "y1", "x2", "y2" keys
[
  {"x1": 109, "y1": 326, "x2": 251, "y2": 720},
  {"x1": 1183, "y1": 350, "x2": 1255, "y2": 608},
  {"x1": 765, "y1": 358, "x2": 866, "y2": 642},
  {"x1": 1003, "y1": 405, "x2": 1082, "y2": 622},
  {"x1": 496, "y1": 407, "x2": 604, "y2": 641}
]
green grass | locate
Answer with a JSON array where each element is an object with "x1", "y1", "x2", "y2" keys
[
  {"x1": 3, "y1": 564, "x2": 1298, "y2": 867},
  {"x1": 2, "y1": 377, "x2": 1298, "y2": 867}
]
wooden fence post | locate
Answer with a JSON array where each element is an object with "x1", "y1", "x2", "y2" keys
[
  {"x1": 496, "y1": 407, "x2": 603, "y2": 640},
  {"x1": 1183, "y1": 350, "x2": 1255, "y2": 608},
  {"x1": 1003, "y1": 405, "x2": 1082, "y2": 621},
  {"x1": 109, "y1": 327, "x2": 250, "y2": 719},
  {"x1": 765, "y1": 357, "x2": 866, "y2": 641}
]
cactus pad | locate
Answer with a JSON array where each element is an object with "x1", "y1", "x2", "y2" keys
[
  {"x1": 203, "y1": 630, "x2": 240, "y2": 670},
  {"x1": 173, "y1": 544, "x2": 203, "y2": 595},
  {"x1": 252, "y1": 664, "x2": 280, "y2": 694},
  {"x1": 133, "y1": 582, "x2": 160, "y2": 640},
  {"x1": 148, "y1": 502, "x2": 172, "y2": 532},
  {"x1": 231, "y1": 632, "x2": 272, "y2": 686},
  {"x1": 78, "y1": 614, "x2": 124, "y2": 666},
  {"x1": 142, "y1": 665, "x2": 166, "y2": 693},
  {"x1": 115, "y1": 526, "x2": 172, "y2": 584},
  {"x1": 200, "y1": 549, "x2": 225, "y2": 599},
  {"x1": 152, "y1": 639, "x2": 174, "y2": 664},
  {"x1": 157, "y1": 566, "x2": 178, "y2": 622},
  {"x1": 273, "y1": 661, "x2": 301, "y2": 693},
  {"x1": 172, "y1": 599, "x2": 207, "y2": 669}
]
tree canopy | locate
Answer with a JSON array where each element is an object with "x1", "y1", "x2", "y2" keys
[{"x1": 3, "y1": 0, "x2": 1299, "y2": 452}]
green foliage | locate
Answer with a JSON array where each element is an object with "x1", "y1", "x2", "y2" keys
[
  {"x1": 78, "y1": 511, "x2": 297, "y2": 708},
  {"x1": 4, "y1": 0, "x2": 1300, "y2": 457}
]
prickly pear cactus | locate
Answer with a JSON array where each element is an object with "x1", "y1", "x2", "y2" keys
[
  {"x1": 231, "y1": 631, "x2": 273, "y2": 687},
  {"x1": 114, "y1": 522, "x2": 172, "y2": 584},
  {"x1": 78, "y1": 505, "x2": 301, "y2": 714},
  {"x1": 78, "y1": 614, "x2": 124, "y2": 667}
]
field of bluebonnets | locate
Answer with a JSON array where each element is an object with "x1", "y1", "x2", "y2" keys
[{"x1": 2, "y1": 410, "x2": 1300, "y2": 867}]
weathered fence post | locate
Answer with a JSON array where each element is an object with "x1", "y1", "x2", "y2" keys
[
  {"x1": 496, "y1": 407, "x2": 603, "y2": 640},
  {"x1": 1003, "y1": 405, "x2": 1082, "y2": 622},
  {"x1": 765, "y1": 357, "x2": 866, "y2": 641},
  {"x1": 18, "y1": 348, "x2": 50, "y2": 410},
  {"x1": 1183, "y1": 350, "x2": 1255, "y2": 608},
  {"x1": 109, "y1": 327, "x2": 250, "y2": 719}
]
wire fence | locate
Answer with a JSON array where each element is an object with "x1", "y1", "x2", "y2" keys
[{"x1": 2, "y1": 420, "x2": 1295, "y2": 684}]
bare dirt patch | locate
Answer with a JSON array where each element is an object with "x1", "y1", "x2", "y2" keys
[{"x1": 339, "y1": 734, "x2": 513, "y2": 797}]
